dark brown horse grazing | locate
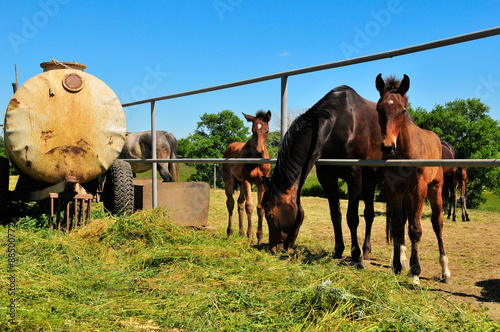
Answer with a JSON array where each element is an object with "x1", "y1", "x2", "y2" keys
[
  {"x1": 119, "y1": 131, "x2": 179, "y2": 182},
  {"x1": 375, "y1": 74, "x2": 452, "y2": 284},
  {"x1": 262, "y1": 86, "x2": 384, "y2": 268},
  {"x1": 222, "y1": 110, "x2": 271, "y2": 245},
  {"x1": 441, "y1": 141, "x2": 470, "y2": 221}
]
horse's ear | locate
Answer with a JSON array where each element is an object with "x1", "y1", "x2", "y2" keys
[
  {"x1": 375, "y1": 73, "x2": 386, "y2": 96},
  {"x1": 265, "y1": 110, "x2": 271, "y2": 123},
  {"x1": 243, "y1": 113, "x2": 255, "y2": 122},
  {"x1": 396, "y1": 74, "x2": 410, "y2": 96}
]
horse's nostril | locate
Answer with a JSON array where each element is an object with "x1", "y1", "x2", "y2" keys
[{"x1": 256, "y1": 151, "x2": 264, "y2": 158}]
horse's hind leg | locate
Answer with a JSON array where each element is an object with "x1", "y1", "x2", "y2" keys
[
  {"x1": 460, "y1": 186, "x2": 470, "y2": 221},
  {"x1": 428, "y1": 181, "x2": 452, "y2": 284},
  {"x1": 451, "y1": 186, "x2": 457, "y2": 222}
]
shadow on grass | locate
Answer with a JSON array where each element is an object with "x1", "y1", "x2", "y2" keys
[{"x1": 476, "y1": 279, "x2": 500, "y2": 304}]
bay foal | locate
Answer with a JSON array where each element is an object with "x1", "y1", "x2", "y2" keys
[
  {"x1": 222, "y1": 110, "x2": 271, "y2": 245},
  {"x1": 375, "y1": 74, "x2": 452, "y2": 284}
]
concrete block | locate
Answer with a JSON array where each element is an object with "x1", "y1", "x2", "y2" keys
[{"x1": 133, "y1": 179, "x2": 210, "y2": 228}]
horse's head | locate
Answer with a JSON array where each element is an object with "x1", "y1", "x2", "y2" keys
[
  {"x1": 243, "y1": 110, "x2": 271, "y2": 158},
  {"x1": 262, "y1": 176, "x2": 304, "y2": 252},
  {"x1": 375, "y1": 74, "x2": 410, "y2": 157}
]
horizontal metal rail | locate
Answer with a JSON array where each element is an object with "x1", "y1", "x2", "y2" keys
[
  {"x1": 122, "y1": 26, "x2": 500, "y2": 107},
  {"x1": 121, "y1": 158, "x2": 500, "y2": 167}
]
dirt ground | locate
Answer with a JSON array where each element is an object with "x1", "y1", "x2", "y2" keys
[
  {"x1": 289, "y1": 197, "x2": 500, "y2": 321},
  {"x1": 210, "y1": 189, "x2": 499, "y2": 321}
]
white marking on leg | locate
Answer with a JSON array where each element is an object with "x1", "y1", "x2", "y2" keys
[
  {"x1": 400, "y1": 245, "x2": 410, "y2": 270},
  {"x1": 440, "y1": 254, "x2": 452, "y2": 284}
]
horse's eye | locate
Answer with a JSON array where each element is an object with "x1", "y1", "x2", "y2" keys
[{"x1": 265, "y1": 213, "x2": 274, "y2": 220}]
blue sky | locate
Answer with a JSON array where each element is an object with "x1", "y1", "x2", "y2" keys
[{"x1": 2, "y1": 1, "x2": 500, "y2": 139}]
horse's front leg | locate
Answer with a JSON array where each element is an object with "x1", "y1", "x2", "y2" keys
[
  {"x1": 361, "y1": 182, "x2": 377, "y2": 267},
  {"x1": 386, "y1": 190, "x2": 407, "y2": 275},
  {"x1": 224, "y1": 177, "x2": 235, "y2": 237},
  {"x1": 406, "y1": 186, "x2": 427, "y2": 285},
  {"x1": 255, "y1": 183, "x2": 265, "y2": 245},
  {"x1": 346, "y1": 177, "x2": 362, "y2": 268},
  {"x1": 318, "y1": 169, "x2": 343, "y2": 259},
  {"x1": 158, "y1": 163, "x2": 174, "y2": 182},
  {"x1": 241, "y1": 181, "x2": 254, "y2": 245}
]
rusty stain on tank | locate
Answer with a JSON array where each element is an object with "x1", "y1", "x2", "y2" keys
[
  {"x1": 41, "y1": 130, "x2": 55, "y2": 141},
  {"x1": 45, "y1": 145, "x2": 88, "y2": 156}
]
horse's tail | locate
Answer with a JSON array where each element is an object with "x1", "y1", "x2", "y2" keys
[
  {"x1": 167, "y1": 132, "x2": 180, "y2": 182},
  {"x1": 456, "y1": 167, "x2": 464, "y2": 186}
]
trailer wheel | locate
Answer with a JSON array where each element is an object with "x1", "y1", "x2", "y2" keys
[
  {"x1": 102, "y1": 160, "x2": 134, "y2": 216},
  {"x1": 0, "y1": 157, "x2": 10, "y2": 225}
]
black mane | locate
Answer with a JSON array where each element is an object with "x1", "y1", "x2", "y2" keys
[
  {"x1": 384, "y1": 75, "x2": 409, "y2": 102},
  {"x1": 255, "y1": 109, "x2": 268, "y2": 119},
  {"x1": 270, "y1": 86, "x2": 353, "y2": 194}
]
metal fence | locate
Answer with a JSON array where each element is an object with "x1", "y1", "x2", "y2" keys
[{"x1": 121, "y1": 26, "x2": 500, "y2": 208}]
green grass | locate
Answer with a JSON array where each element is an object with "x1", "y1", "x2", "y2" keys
[
  {"x1": 481, "y1": 192, "x2": 500, "y2": 212},
  {"x1": 1, "y1": 202, "x2": 498, "y2": 331}
]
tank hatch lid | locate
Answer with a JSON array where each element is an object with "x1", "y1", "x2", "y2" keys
[{"x1": 40, "y1": 59, "x2": 87, "y2": 72}]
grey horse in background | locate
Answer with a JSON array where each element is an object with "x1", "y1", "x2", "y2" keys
[{"x1": 119, "y1": 130, "x2": 179, "y2": 182}]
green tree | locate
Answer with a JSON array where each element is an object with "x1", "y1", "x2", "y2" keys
[
  {"x1": 0, "y1": 135, "x2": 6, "y2": 158},
  {"x1": 178, "y1": 110, "x2": 250, "y2": 188},
  {"x1": 409, "y1": 98, "x2": 500, "y2": 207}
]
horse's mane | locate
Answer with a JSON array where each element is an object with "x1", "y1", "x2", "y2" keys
[
  {"x1": 255, "y1": 109, "x2": 268, "y2": 119},
  {"x1": 271, "y1": 111, "x2": 314, "y2": 193},
  {"x1": 270, "y1": 88, "x2": 344, "y2": 194},
  {"x1": 384, "y1": 75, "x2": 409, "y2": 102}
]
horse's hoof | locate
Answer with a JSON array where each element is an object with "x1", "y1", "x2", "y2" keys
[
  {"x1": 401, "y1": 260, "x2": 410, "y2": 271},
  {"x1": 443, "y1": 276, "x2": 453, "y2": 285},
  {"x1": 410, "y1": 274, "x2": 420, "y2": 285},
  {"x1": 362, "y1": 259, "x2": 371, "y2": 268},
  {"x1": 350, "y1": 261, "x2": 364, "y2": 270}
]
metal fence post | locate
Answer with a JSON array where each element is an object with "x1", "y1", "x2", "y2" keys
[
  {"x1": 281, "y1": 75, "x2": 288, "y2": 139},
  {"x1": 151, "y1": 101, "x2": 157, "y2": 209}
]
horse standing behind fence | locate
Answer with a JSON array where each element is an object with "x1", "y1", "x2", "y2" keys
[
  {"x1": 455, "y1": 167, "x2": 470, "y2": 221},
  {"x1": 222, "y1": 110, "x2": 271, "y2": 245},
  {"x1": 119, "y1": 131, "x2": 179, "y2": 182},
  {"x1": 261, "y1": 85, "x2": 384, "y2": 268},
  {"x1": 441, "y1": 141, "x2": 457, "y2": 219},
  {"x1": 375, "y1": 73, "x2": 452, "y2": 285}
]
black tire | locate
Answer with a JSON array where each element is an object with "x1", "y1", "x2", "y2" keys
[
  {"x1": 0, "y1": 157, "x2": 10, "y2": 225},
  {"x1": 102, "y1": 160, "x2": 134, "y2": 216}
]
